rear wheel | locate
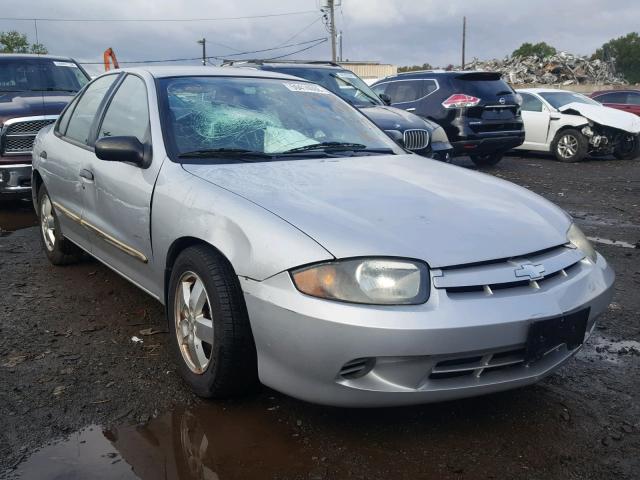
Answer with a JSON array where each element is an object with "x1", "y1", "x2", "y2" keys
[
  {"x1": 614, "y1": 133, "x2": 640, "y2": 160},
  {"x1": 167, "y1": 245, "x2": 258, "y2": 398},
  {"x1": 37, "y1": 186, "x2": 82, "y2": 265},
  {"x1": 551, "y1": 129, "x2": 588, "y2": 162},
  {"x1": 470, "y1": 152, "x2": 503, "y2": 167}
]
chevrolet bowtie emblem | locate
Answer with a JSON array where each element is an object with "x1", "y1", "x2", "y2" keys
[{"x1": 514, "y1": 263, "x2": 545, "y2": 280}]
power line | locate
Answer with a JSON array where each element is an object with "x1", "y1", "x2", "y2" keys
[
  {"x1": 273, "y1": 16, "x2": 324, "y2": 49},
  {"x1": 76, "y1": 37, "x2": 328, "y2": 65},
  {"x1": 264, "y1": 39, "x2": 327, "y2": 60},
  {"x1": 0, "y1": 10, "x2": 317, "y2": 23}
]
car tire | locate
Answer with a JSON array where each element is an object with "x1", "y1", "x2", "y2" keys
[
  {"x1": 614, "y1": 133, "x2": 640, "y2": 160},
  {"x1": 37, "y1": 186, "x2": 82, "y2": 265},
  {"x1": 551, "y1": 129, "x2": 588, "y2": 162},
  {"x1": 167, "y1": 245, "x2": 258, "y2": 398},
  {"x1": 470, "y1": 153, "x2": 503, "y2": 167}
]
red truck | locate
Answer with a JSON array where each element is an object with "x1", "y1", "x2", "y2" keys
[{"x1": 1, "y1": 54, "x2": 90, "y2": 198}]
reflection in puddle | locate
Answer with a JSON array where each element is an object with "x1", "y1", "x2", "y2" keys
[
  {"x1": 580, "y1": 335, "x2": 640, "y2": 364},
  {"x1": 15, "y1": 404, "x2": 310, "y2": 480},
  {"x1": 587, "y1": 236, "x2": 637, "y2": 249},
  {"x1": 0, "y1": 199, "x2": 38, "y2": 235}
]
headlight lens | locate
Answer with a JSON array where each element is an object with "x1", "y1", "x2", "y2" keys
[
  {"x1": 567, "y1": 223, "x2": 597, "y2": 263},
  {"x1": 291, "y1": 258, "x2": 429, "y2": 305}
]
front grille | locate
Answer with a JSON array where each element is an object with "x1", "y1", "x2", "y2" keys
[
  {"x1": 1, "y1": 117, "x2": 56, "y2": 155},
  {"x1": 429, "y1": 347, "x2": 526, "y2": 380},
  {"x1": 403, "y1": 129, "x2": 429, "y2": 150},
  {"x1": 433, "y1": 245, "x2": 585, "y2": 297}
]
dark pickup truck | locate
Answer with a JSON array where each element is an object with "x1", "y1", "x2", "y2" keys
[{"x1": 0, "y1": 54, "x2": 89, "y2": 198}]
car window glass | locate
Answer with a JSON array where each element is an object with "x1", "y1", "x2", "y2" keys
[
  {"x1": 371, "y1": 83, "x2": 386, "y2": 95},
  {"x1": 99, "y1": 75, "x2": 149, "y2": 142},
  {"x1": 56, "y1": 95, "x2": 80, "y2": 135},
  {"x1": 520, "y1": 93, "x2": 544, "y2": 112},
  {"x1": 596, "y1": 92, "x2": 629, "y2": 104},
  {"x1": 65, "y1": 75, "x2": 118, "y2": 145},
  {"x1": 384, "y1": 79, "x2": 436, "y2": 103},
  {"x1": 627, "y1": 92, "x2": 640, "y2": 105}
]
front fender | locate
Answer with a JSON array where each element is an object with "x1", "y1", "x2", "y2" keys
[{"x1": 150, "y1": 161, "x2": 333, "y2": 301}]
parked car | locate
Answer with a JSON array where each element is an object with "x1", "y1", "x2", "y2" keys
[
  {"x1": 224, "y1": 60, "x2": 453, "y2": 161},
  {"x1": 589, "y1": 89, "x2": 640, "y2": 116},
  {"x1": 371, "y1": 70, "x2": 524, "y2": 166},
  {"x1": 516, "y1": 88, "x2": 640, "y2": 162},
  {"x1": 33, "y1": 67, "x2": 614, "y2": 407},
  {"x1": 0, "y1": 54, "x2": 90, "y2": 198}
]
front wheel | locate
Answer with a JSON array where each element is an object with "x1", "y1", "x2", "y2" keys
[
  {"x1": 551, "y1": 129, "x2": 588, "y2": 162},
  {"x1": 470, "y1": 153, "x2": 503, "y2": 167},
  {"x1": 614, "y1": 133, "x2": 640, "y2": 160},
  {"x1": 167, "y1": 245, "x2": 258, "y2": 398},
  {"x1": 37, "y1": 186, "x2": 82, "y2": 265}
]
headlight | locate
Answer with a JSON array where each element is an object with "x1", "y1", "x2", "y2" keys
[
  {"x1": 291, "y1": 258, "x2": 430, "y2": 305},
  {"x1": 567, "y1": 223, "x2": 597, "y2": 263}
]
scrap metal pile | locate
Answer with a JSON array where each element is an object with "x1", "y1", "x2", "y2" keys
[{"x1": 463, "y1": 52, "x2": 627, "y2": 86}]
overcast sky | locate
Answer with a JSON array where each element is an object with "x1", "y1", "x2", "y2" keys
[{"x1": 1, "y1": 0, "x2": 638, "y2": 74}]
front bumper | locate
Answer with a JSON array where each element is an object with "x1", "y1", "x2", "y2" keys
[
  {"x1": 240, "y1": 253, "x2": 614, "y2": 407},
  {"x1": 0, "y1": 163, "x2": 32, "y2": 197}
]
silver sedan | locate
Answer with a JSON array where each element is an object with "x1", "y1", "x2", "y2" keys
[{"x1": 31, "y1": 67, "x2": 614, "y2": 407}]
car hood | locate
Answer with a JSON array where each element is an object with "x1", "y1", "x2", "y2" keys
[
  {"x1": 559, "y1": 102, "x2": 640, "y2": 133},
  {"x1": 182, "y1": 155, "x2": 571, "y2": 268},
  {"x1": 359, "y1": 105, "x2": 438, "y2": 132},
  {"x1": 0, "y1": 91, "x2": 74, "y2": 124}
]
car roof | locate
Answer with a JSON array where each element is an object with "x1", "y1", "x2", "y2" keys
[
  {"x1": 377, "y1": 70, "x2": 501, "y2": 82},
  {"x1": 517, "y1": 88, "x2": 578, "y2": 94},
  {"x1": 0, "y1": 53, "x2": 77, "y2": 62},
  {"x1": 591, "y1": 88, "x2": 639, "y2": 95},
  {"x1": 223, "y1": 60, "x2": 342, "y2": 70},
  {"x1": 102, "y1": 66, "x2": 310, "y2": 81}
]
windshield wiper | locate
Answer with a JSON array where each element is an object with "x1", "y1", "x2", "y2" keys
[
  {"x1": 178, "y1": 148, "x2": 272, "y2": 160},
  {"x1": 280, "y1": 142, "x2": 394, "y2": 155},
  {"x1": 30, "y1": 88, "x2": 78, "y2": 93}
]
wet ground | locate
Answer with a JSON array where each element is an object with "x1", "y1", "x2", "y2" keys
[{"x1": 1, "y1": 154, "x2": 639, "y2": 479}]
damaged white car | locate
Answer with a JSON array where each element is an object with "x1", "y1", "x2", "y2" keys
[{"x1": 516, "y1": 88, "x2": 640, "y2": 162}]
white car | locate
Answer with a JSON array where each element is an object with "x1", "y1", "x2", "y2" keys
[{"x1": 516, "y1": 88, "x2": 640, "y2": 162}]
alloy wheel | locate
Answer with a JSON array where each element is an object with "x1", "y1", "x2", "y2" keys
[
  {"x1": 557, "y1": 134, "x2": 579, "y2": 159},
  {"x1": 174, "y1": 271, "x2": 214, "y2": 374},
  {"x1": 40, "y1": 194, "x2": 56, "y2": 252}
]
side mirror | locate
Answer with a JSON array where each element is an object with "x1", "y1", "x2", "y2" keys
[
  {"x1": 379, "y1": 93, "x2": 392, "y2": 106},
  {"x1": 95, "y1": 136, "x2": 149, "y2": 167},
  {"x1": 385, "y1": 129, "x2": 405, "y2": 148}
]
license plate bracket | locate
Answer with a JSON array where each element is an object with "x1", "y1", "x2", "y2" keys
[{"x1": 525, "y1": 308, "x2": 590, "y2": 362}]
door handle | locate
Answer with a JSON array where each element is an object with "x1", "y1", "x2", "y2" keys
[
  {"x1": 405, "y1": 108, "x2": 416, "y2": 112},
  {"x1": 79, "y1": 169, "x2": 94, "y2": 181}
]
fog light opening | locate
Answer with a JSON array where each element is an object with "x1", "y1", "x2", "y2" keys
[{"x1": 339, "y1": 357, "x2": 376, "y2": 379}]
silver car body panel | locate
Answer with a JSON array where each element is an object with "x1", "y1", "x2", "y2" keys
[{"x1": 32, "y1": 67, "x2": 615, "y2": 406}]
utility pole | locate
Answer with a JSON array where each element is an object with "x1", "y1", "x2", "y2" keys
[
  {"x1": 329, "y1": 0, "x2": 337, "y2": 62},
  {"x1": 197, "y1": 38, "x2": 206, "y2": 66},
  {"x1": 461, "y1": 17, "x2": 466, "y2": 69},
  {"x1": 338, "y1": 30, "x2": 343, "y2": 62}
]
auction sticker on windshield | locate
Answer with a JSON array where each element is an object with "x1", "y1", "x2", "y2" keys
[
  {"x1": 283, "y1": 82, "x2": 330, "y2": 94},
  {"x1": 53, "y1": 61, "x2": 77, "y2": 68}
]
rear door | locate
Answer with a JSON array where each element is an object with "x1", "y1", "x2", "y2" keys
[
  {"x1": 625, "y1": 92, "x2": 640, "y2": 116},
  {"x1": 372, "y1": 78, "x2": 438, "y2": 116},
  {"x1": 593, "y1": 91, "x2": 630, "y2": 113},
  {"x1": 81, "y1": 73, "x2": 162, "y2": 294},
  {"x1": 41, "y1": 74, "x2": 119, "y2": 250}
]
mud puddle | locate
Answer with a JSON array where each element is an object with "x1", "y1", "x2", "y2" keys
[
  {"x1": 0, "y1": 199, "x2": 37, "y2": 236},
  {"x1": 580, "y1": 334, "x2": 640, "y2": 364},
  {"x1": 13, "y1": 404, "x2": 312, "y2": 480}
]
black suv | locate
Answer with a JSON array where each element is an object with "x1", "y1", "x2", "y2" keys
[
  {"x1": 372, "y1": 71, "x2": 524, "y2": 166},
  {"x1": 0, "y1": 54, "x2": 90, "y2": 198},
  {"x1": 224, "y1": 60, "x2": 453, "y2": 161}
]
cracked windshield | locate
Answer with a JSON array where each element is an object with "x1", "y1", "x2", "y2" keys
[{"x1": 161, "y1": 76, "x2": 399, "y2": 158}]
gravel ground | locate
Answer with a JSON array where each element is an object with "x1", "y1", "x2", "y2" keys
[{"x1": 0, "y1": 153, "x2": 638, "y2": 479}]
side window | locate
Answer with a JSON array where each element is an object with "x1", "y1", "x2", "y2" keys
[
  {"x1": 65, "y1": 75, "x2": 118, "y2": 145},
  {"x1": 98, "y1": 75, "x2": 150, "y2": 143},
  {"x1": 56, "y1": 95, "x2": 80, "y2": 136},
  {"x1": 627, "y1": 92, "x2": 640, "y2": 105},
  {"x1": 520, "y1": 93, "x2": 544, "y2": 112},
  {"x1": 371, "y1": 83, "x2": 387, "y2": 95},
  {"x1": 595, "y1": 92, "x2": 628, "y2": 104},
  {"x1": 383, "y1": 79, "x2": 437, "y2": 103}
]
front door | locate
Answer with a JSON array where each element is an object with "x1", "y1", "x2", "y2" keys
[{"x1": 81, "y1": 73, "x2": 163, "y2": 294}]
